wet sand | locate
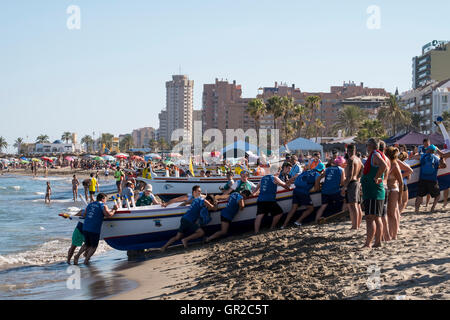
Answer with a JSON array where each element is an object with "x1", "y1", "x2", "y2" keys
[{"x1": 110, "y1": 204, "x2": 450, "y2": 300}]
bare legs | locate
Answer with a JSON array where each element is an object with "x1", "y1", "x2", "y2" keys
[
  {"x1": 160, "y1": 229, "x2": 205, "y2": 252},
  {"x1": 387, "y1": 191, "x2": 399, "y2": 240},
  {"x1": 364, "y1": 215, "x2": 383, "y2": 248},
  {"x1": 282, "y1": 204, "x2": 299, "y2": 228},
  {"x1": 348, "y1": 203, "x2": 362, "y2": 229},
  {"x1": 443, "y1": 189, "x2": 449, "y2": 209},
  {"x1": 206, "y1": 222, "x2": 230, "y2": 242}
]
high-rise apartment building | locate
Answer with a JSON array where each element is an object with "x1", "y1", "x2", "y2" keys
[
  {"x1": 159, "y1": 75, "x2": 194, "y2": 144},
  {"x1": 412, "y1": 41, "x2": 450, "y2": 89}
]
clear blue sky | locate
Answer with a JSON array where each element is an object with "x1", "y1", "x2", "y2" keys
[{"x1": 1, "y1": 0, "x2": 449, "y2": 153}]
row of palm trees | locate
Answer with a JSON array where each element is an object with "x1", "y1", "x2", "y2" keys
[
  {"x1": 247, "y1": 95, "x2": 324, "y2": 146},
  {"x1": 247, "y1": 94, "x2": 424, "y2": 144}
]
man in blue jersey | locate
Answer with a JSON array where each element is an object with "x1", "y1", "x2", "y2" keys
[
  {"x1": 160, "y1": 190, "x2": 217, "y2": 252},
  {"x1": 205, "y1": 190, "x2": 252, "y2": 243},
  {"x1": 281, "y1": 162, "x2": 325, "y2": 228},
  {"x1": 74, "y1": 193, "x2": 117, "y2": 265},
  {"x1": 415, "y1": 145, "x2": 447, "y2": 214},
  {"x1": 314, "y1": 158, "x2": 346, "y2": 223},
  {"x1": 252, "y1": 173, "x2": 291, "y2": 233}
]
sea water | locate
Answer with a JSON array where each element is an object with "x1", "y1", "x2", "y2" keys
[{"x1": 0, "y1": 174, "x2": 136, "y2": 299}]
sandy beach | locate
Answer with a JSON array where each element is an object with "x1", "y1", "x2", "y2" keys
[{"x1": 110, "y1": 204, "x2": 450, "y2": 300}]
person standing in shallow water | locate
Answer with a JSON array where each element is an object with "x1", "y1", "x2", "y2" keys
[
  {"x1": 72, "y1": 175, "x2": 80, "y2": 202},
  {"x1": 45, "y1": 181, "x2": 51, "y2": 204},
  {"x1": 361, "y1": 138, "x2": 388, "y2": 249}
]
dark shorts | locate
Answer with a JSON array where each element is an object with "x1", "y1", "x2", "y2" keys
[
  {"x1": 292, "y1": 192, "x2": 313, "y2": 206},
  {"x1": 346, "y1": 181, "x2": 361, "y2": 204},
  {"x1": 417, "y1": 179, "x2": 440, "y2": 198},
  {"x1": 363, "y1": 199, "x2": 385, "y2": 217},
  {"x1": 178, "y1": 218, "x2": 200, "y2": 235},
  {"x1": 83, "y1": 231, "x2": 100, "y2": 248},
  {"x1": 220, "y1": 215, "x2": 232, "y2": 224},
  {"x1": 256, "y1": 201, "x2": 283, "y2": 216},
  {"x1": 89, "y1": 191, "x2": 95, "y2": 195},
  {"x1": 321, "y1": 193, "x2": 343, "y2": 205},
  {"x1": 116, "y1": 181, "x2": 121, "y2": 188}
]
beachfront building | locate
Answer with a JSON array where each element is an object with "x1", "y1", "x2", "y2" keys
[
  {"x1": 401, "y1": 79, "x2": 450, "y2": 134},
  {"x1": 34, "y1": 140, "x2": 84, "y2": 154},
  {"x1": 412, "y1": 40, "x2": 450, "y2": 89},
  {"x1": 159, "y1": 75, "x2": 194, "y2": 144},
  {"x1": 340, "y1": 95, "x2": 390, "y2": 120},
  {"x1": 131, "y1": 127, "x2": 156, "y2": 148},
  {"x1": 202, "y1": 78, "x2": 253, "y2": 135}
]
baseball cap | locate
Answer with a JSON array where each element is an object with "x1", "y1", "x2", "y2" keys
[{"x1": 315, "y1": 162, "x2": 325, "y2": 172}]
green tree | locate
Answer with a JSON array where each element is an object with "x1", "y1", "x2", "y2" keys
[
  {"x1": 377, "y1": 94, "x2": 411, "y2": 135},
  {"x1": 149, "y1": 139, "x2": 159, "y2": 152},
  {"x1": 247, "y1": 98, "x2": 267, "y2": 136},
  {"x1": 61, "y1": 132, "x2": 72, "y2": 144},
  {"x1": 409, "y1": 112, "x2": 427, "y2": 132},
  {"x1": 0, "y1": 137, "x2": 8, "y2": 153},
  {"x1": 291, "y1": 103, "x2": 306, "y2": 138},
  {"x1": 36, "y1": 135, "x2": 50, "y2": 144},
  {"x1": 356, "y1": 120, "x2": 387, "y2": 143},
  {"x1": 304, "y1": 95, "x2": 322, "y2": 139},
  {"x1": 265, "y1": 96, "x2": 284, "y2": 132},
  {"x1": 13, "y1": 137, "x2": 24, "y2": 154},
  {"x1": 100, "y1": 133, "x2": 114, "y2": 150},
  {"x1": 441, "y1": 111, "x2": 450, "y2": 130},
  {"x1": 334, "y1": 105, "x2": 367, "y2": 136},
  {"x1": 81, "y1": 135, "x2": 94, "y2": 152},
  {"x1": 119, "y1": 134, "x2": 134, "y2": 152}
]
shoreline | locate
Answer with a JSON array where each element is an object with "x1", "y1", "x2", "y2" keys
[{"x1": 109, "y1": 205, "x2": 450, "y2": 300}]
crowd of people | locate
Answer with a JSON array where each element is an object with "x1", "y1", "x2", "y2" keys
[{"x1": 64, "y1": 137, "x2": 450, "y2": 264}]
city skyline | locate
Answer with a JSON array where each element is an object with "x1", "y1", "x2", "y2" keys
[{"x1": 1, "y1": 0, "x2": 450, "y2": 153}]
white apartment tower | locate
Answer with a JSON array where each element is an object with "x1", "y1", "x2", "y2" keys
[{"x1": 164, "y1": 75, "x2": 194, "y2": 144}]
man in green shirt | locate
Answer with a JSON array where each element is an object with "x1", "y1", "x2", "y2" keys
[
  {"x1": 114, "y1": 166, "x2": 124, "y2": 194},
  {"x1": 136, "y1": 185, "x2": 161, "y2": 207},
  {"x1": 361, "y1": 138, "x2": 388, "y2": 249}
]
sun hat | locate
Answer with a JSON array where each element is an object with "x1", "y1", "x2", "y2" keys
[
  {"x1": 144, "y1": 185, "x2": 153, "y2": 192},
  {"x1": 334, "y1": 156, "x2": 346, "y2": 166}
]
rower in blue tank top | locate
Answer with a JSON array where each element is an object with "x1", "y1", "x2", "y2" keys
[
  {"x1": 206, "y1": 190, "x2": 252, "y2": 243},
  {"x1": 314, "y1": 158, "x2": 346, "y2": 223},
  {"x1": 253, "y1": 172, "x2": 291, "y2": 234}
]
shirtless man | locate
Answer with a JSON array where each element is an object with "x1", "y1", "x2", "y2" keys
[
  {"x1": 72, "y1": 175, "x2": 80, "y2": 202},
  {"x1": 342, "y1": 144, "x2": 363, "y2": 230}
]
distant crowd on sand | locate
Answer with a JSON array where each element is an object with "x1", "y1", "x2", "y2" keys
[{"x1": 61, "y1": 137, "x2": 450, "y2": 265}]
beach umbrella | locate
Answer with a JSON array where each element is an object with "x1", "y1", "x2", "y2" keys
[
  {"x1": 210, "y1": 151, "x2": 221, "y2": 158},
  {"x1": 64, "y1": 156, "x2": 74, "y2": 161},
  {"x1": 20, "y1": 160, "x2": 30, "y2": 164},
  {"x1": 131, "y1": 155, "x2": 144, "y2": 161},
  {"x1": 115, "y1": 153, "x2": 128, "y2": 159},
  {"x1": 93, "y1": 156, "x2": 104, "y2": 161},
  {"x1": 102, "y1": 155, "x2": 115, "y2": 161},
  {"x1": 41, "y1": 156, "x2": 53, "y2": 162},
  {"x1": 168, "y1": 153, "x2": 182, "y2": 158},
  {"x1": 20, "y1": 157, "x2": 29, "y2": 161},
  {"x1": 31, "y1": 158, "x2": 41, "y2": 162}
]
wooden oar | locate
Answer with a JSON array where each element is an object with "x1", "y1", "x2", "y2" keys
[{"x1": 318, "y1": 209, "x2": 349, "y2": 225}]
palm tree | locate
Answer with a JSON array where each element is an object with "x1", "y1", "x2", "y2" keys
[
  {"x1": 377, "y1": 94, "x2": 410, "y2": 135},
  {"x1": 0, "y1": 137, "x2": 8, "y2": 153},
  {"x1": 304, "y1": 95, "x2": 321, "y2": 139},
  {"x1": 13, "y1": 137, "x2": 24, "y2": 154},
  {"x1": 36, "y1": 135, "x2": 50, "y2": 144},
  {"x1": 100, "y1": 133, "x2": 114, "y2": 150},
  {"x1": 356, "y1": 120, "x2": 386, "y2": 144},
  {"x1": 409, "y1": 113, "x2": 427, "y2": 132},
  {"x1": 158, "y1": 138, "x2": 169, "y2": 151},
  {"x1": 61, "y1": 132, "x2": 72, "y2": 144},
  {"x1": 292, "y1": 103, "x2": 306, "y2": 138},
  {"x1": 265, "y1": 96, "x2": 284, "y2": 131},
  {"x1": 119, "y1": 134, "x2": 134, "y2": 152},
  {"x1": 81, "y1": 135, "x2": 94, "y2": 152},
  {"x1": 314, "y1": 118, "x2": 325, "y2": 143},
  {"x1": 441, "y1": 111, "x2": 450, "y2": 130},
  {"x1": 149, "y1": 139, "x2": 159, "y2": 152},
  {"x1": 334, "y1": 105, "x2": 367, "y2": 136},
  {"x1": 247, "y1": 98, "x2": 266, "y2": 136}
]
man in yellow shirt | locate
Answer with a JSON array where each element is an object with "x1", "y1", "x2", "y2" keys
[{"x1": 88, "y1": 173, "x2": 99, "y2": 203}]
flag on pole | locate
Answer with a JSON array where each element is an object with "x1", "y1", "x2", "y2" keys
[{"x1": 189, "y1": 157, "x2": 195, "y2": 177}]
